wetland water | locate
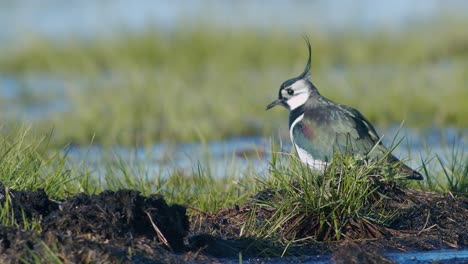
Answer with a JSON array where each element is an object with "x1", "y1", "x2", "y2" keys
[
  {"x1": 65, "y1": 129, "x2": 466, "y2": 180},
  {"x1": 3, "y1": 0, "x2": 467, "y2": 42},
  {"x1": 255, "y1": 249, "x2": 468, "y2": 264}
]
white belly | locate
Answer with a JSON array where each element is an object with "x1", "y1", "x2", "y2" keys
[{"x1": 295, "y1": 144, "x2": 329, "y2": 172}]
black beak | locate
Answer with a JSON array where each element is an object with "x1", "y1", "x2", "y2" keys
[{"x1": 266, "y1": 99, "x2": 283, "y2": 110}]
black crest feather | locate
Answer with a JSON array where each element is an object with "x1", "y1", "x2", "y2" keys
[{"x1": 299, "y1": 35, "x2": 312, "y2": 79}]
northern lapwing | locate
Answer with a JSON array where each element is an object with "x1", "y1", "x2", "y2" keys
[{"x1": 266, "y1": 38, "x2": 423, "y2": 180}]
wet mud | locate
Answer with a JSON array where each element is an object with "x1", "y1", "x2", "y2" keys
[{"x1": 0, "y1": 182, "x2": 466, "y2": 263}]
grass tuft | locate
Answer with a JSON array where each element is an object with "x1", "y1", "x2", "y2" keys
[
  {"x1": 416, "y1": 141, "x2": 468, "y2": 197},
  {"x1": 0, "y1": 126, "x2": 80, "y2": 198},
  {"x1": 246, "y1": 149, "x2": 395, "y2": 244}
]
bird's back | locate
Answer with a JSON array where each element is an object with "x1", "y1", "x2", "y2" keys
[{"x1": 289, "y1": 100, "x2": 423, "y2": 179}]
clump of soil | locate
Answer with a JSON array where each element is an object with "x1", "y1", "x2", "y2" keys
[
  {"x1": 0, "y1": 183, "x2": 58, "y2": 223},
  {"x1": 0, "y1": 182, "x2": 466, "y2": 263},
  {"x1": 0, "y1": 184, "x2": 196, "y2": 263},
  {"x1": 44, "y1": 190, "x2": 189, "y2": 251}
]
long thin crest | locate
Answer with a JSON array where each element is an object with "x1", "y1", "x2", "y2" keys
[{"x1": 299, "y1": 36, "x2": 312, "y2": 79}]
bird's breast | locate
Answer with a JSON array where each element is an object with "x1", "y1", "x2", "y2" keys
[
  {"x1": 300, "y1": 122, "x2": 314, "y2": 139},
  {"x1": 289, "y1": 114, "x2": 305, "y2": 142}
]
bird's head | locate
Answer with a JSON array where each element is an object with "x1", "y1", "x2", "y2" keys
[{"x1": 266, "y1": 37, "x2": 319, "y2": 111}]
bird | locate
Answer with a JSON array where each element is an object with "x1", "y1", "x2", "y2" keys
[{"x1": 266, "y1": 38, "x2": 423, "y2": 180}]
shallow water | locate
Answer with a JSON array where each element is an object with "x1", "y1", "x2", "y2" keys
[
  {"x1": 385, "y1": 248, "x2": 468, "y2": 264},
  {"x1": 236, "y1": 249, "x2": 468, "y2": 264},
  {"x1": 65, "y1": 127, "x2": 467, "y2": 180},
  {"x1": 0, "y1": 74, "x2": 68, "y2": 120},
  {"x1": 2, "y1": 0, "x2": 466, "y2": 43}
]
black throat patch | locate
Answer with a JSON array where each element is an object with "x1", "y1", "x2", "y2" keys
[{"x1": 289, "y1": 104, "x2": 306, "y2": 128}]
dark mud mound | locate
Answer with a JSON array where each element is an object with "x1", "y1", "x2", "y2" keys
[
  {"x1": 44, "y1": 190, "x2": 189, "y2": 251},
  {"x1": 0, "y1": 226, "x2": 130, "y2": 263},
  {"x1": 383, "y1": 189, "x2": 468, "y2": 250},
  {"x1": 0, "y1": 186, "x2": 193, "y2": 263},
  {"x1": 0, "y1": 183, "x2": 58, "y2": 224}
]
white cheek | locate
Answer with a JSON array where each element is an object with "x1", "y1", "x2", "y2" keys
[{"x1": 287, "y1": 93, "x2": 309, "y2": 110}]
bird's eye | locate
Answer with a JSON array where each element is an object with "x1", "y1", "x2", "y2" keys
[{"x1": 287, "y1": 89, "x2": 294, "y2": 95}]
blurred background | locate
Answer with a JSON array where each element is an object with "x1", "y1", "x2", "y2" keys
[{"x1": 0, "y1": 0, "x2": 467, "y2": 148}]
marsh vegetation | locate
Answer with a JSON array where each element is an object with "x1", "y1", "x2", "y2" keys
[
  {"x1": 0, "y1": 3, "x2": 467, "y2": 262},
  {"x1": 1, "y1": 20, "x2": 467, "y2": 146}
]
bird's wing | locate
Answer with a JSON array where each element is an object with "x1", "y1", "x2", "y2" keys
[
  {"x1": 292, "y1": 105, "x2": 386, "y2": 162},
  {"x1": 292, "y1": 104, "x2": 423, "y2": 179}
]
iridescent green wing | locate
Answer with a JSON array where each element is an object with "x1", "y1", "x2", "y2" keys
[{"x1": 292, "y1": 105, "x2": 387, "y2": 162}]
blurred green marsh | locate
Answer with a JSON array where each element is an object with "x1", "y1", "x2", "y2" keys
[
  {"x1": 0, "y1": 17, "x2": 466, "y2": 256},
  {"x1": 1, "y1": 21, "x2": 468, "y2": 146}
]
